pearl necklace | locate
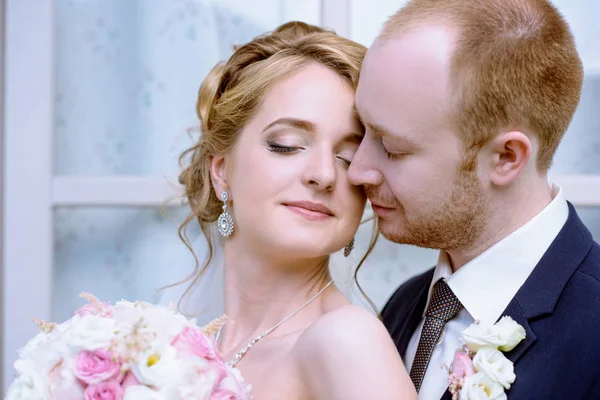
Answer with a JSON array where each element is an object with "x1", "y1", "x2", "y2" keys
[{"x1": 216, "y1": 280, "x2": 334, "y2": 368}]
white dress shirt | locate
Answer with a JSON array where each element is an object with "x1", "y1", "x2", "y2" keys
[{"x1": 404, "y1": 185, "x2": 568, "y2": 400}]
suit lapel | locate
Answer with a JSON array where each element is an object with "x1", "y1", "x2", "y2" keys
[
  {"x1": 397, "y1": 270, "x2": 432, "y2": 359},
  {"x1": 499, "y1": 202, "x2": 592, "y2": 362},
  {"x1": 501, "y1": 299, "x2": 537, "y2": 364}
]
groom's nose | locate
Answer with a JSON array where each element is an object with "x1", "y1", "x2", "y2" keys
[{"x1": 348, "y1": 138, "x2": 384, "y2": 187}]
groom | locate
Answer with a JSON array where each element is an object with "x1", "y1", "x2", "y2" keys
[{"x1": 349, "y1": 0, "x2": 600, "y2": 399}]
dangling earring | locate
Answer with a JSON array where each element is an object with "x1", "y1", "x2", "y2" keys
[
  {"x1": 344, "y1": 237, "x2": 355, "y2": 257},
  {"x1": 218, "y1": 191, "x2": 234, "y2": 237}
]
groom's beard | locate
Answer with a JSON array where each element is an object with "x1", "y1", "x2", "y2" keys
[{"x1": 368, "y1": 167, "x2": 490, "y2": 251}]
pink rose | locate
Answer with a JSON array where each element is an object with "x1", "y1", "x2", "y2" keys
[
  {"x1": 214, "y1": 368, "x2": 251, "y2": 400},
  {"x1": 75, "y1": 302, "x2": 111, "y2": 317},
  {"x1": 171, "y1": 326, "x2": 219, "y2": 360},
  {"x1": 84, "y1": 380, "x2": 123, "y2": 400},
  {"x1": 450, "y1": 351, "x2": 476, "y2": 379},
  {"x1": 75, "y1": 350, "x2": 122, "y2": 385},
  {"x1": 212, "y1": 388, "x2": 245, "y2": 400}
]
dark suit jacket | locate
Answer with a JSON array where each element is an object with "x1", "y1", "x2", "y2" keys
[{"x1": 382, "y1": 203, "x2": 600, "y2": 399}]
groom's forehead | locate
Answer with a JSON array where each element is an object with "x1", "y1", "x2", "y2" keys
[{"x1": 365, "y1": 25, "x2": 455, "y2": 75}]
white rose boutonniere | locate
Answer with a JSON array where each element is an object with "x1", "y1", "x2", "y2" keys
[
  {"x1": 461, "y1": 316, "x2": 526, "y2": 353},
  {"x1": 493, "y1": 317, "x2": 527, "y2": 352},
  {"x1": 460, "y1": 373, "x2": 507, "y2": 400},
  {"x1": 448, "y1": 316, "x2": 526, "y2": 400},
  {"x1": 473, "y1": 347, "x2": 516, "y2": 389}
]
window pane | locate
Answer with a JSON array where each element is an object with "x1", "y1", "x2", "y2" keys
[
  {"x1": 53, "y1": 206, "x2": 199, "y2": 321},
  {"x1": 54, "y1": 0, "x2": 284, "y2": 175},
  {"x1": 578, "y1": 207, "x2": 600, "y2": 240},
  {"x1": 552, "y1": 75, "x2": 600, "y2": 174}
]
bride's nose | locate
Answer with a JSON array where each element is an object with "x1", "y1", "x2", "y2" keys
[{"x1": 302, "y1": 148, "x2": 336, "y2": 192}]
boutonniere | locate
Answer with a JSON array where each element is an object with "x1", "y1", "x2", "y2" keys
[{"x1": 447, "y1": 316, "x2": 526, "y2": 400}]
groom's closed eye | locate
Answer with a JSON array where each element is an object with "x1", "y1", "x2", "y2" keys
[{"x1": 381, "y1": 140, "x2": 408, "y2": 160}]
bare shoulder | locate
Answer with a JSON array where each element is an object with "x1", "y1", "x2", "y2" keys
[
  {"x1": 297, "y1": 304, "x2": 390, "y2": 351},
  {"x1": 293, "y1": 305, "x2": 417, "y2": 400}
]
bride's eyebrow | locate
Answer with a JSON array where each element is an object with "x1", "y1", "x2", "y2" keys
[{"x1": 262, "y1": 118, "x2": 316, "y2": 133}]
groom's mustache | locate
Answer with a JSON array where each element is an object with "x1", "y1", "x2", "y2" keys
[{"x1": 365, "y1": 187, "x2": 402, "y2": 211}]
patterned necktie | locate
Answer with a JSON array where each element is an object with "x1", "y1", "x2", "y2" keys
[{"x1": 409, "y1": 279, "x2": 464, "y2": 392}]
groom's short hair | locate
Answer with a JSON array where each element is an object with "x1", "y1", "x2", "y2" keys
[{"x1": 379, "y1": 0, "x2": 583, "y2": 172}]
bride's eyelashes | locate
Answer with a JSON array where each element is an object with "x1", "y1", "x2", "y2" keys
[
  {"x1": 266, "y1": 139, "x2": 353, "y2": 168},
  {"x1": 337, "y1": 155, "x2": 352, "y2": 169},
  {"x1": 266, "y1": 141, "x2": 302, "y2": 153}
]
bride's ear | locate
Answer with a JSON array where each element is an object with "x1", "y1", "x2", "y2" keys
[{"x1": 209, "y1": 155, "x2": 228, "y2": 195}]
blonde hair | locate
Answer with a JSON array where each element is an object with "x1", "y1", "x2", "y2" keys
[
  {"x1": 174, "y1": 21, "x2": 378, "y2": 313},
  {"x1": 379, "y1": 0, "x2": 583, "y2": 172}
]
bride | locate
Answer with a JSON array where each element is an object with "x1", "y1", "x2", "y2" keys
[{"x1": 176, "y1": 21, "x2": 416, "y2": 399}]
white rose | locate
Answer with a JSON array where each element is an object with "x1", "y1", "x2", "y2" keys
[
  {"x1": 112, "y1": 301, "x2": 193, "y2": 341},
  {"x1": 494, "y1": 316, "x2": 526, "y2": 352},
  {"x1": 174, "y1": 363, "x2": 223, "y2": 400},
  {"x1": 17, "y1": 318, "x2": 75, "y2": 366},
  {"x1": 460, "y1": 372, "x2": 507, "y2": 400},
  {"x1": 17, "y1": 332, "x2": 48, "y2": 360},
  {"x1": 124, "y1": 385, "x2": 167, "y2": 400},
  {"x1": 66, "y1": 314, "x2": 116, "y2": 351},
  {"x1": 462, "y1": 324, "x2": 505, "y2": 353},
  {"x1": 139, "y1": 305, "x2": 192, "y2": 339},
  {"x1": 5, "y1": 359, "x2": 48, "y2": 400},
  {"x1": 130, "y1": 342, "x2": 184, "y2": 388},
  {"x1": 462, "y1": 317, "x2": 526, "y2": 353},
  {"x1": 111, "y1": 300, "x2": 145, "y2": 323},
  {"x1": 473, "y1": 347, "x2": 516, "y2": 389}
]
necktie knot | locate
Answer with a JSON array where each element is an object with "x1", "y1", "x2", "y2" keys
[{"x1": 425, "y1": 279, "x2": 463, "y2": 322}]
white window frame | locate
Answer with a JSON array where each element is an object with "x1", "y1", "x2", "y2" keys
[
  {"x1": 0, "y1": 0, "x2": 5, "y2": 392},
  {"x1": 2, "y1": 0, "x2": 599, "y2": 393},
  {"x1": 4, "y1": 0, "x2": 55, "y2": 391}
]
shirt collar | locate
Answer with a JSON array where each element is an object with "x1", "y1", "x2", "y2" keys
[{"x1": 425, "y1": 184, "x2": 568, "y2": 325}]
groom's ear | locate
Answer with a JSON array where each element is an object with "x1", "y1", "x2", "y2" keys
[{"x1": 488, "y1": 131, "x2": 532, "y2": 186}]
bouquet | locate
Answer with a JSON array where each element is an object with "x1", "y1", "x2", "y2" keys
[{"x1": 5, "y1": 293, "x2": 251, "y2": 400}]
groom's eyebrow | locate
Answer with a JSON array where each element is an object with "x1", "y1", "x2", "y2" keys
[
  {"x1": 367, "y1": 123, "x2": 419, "y2": 149},
  {"x1": 353, "y1": 104, "x2": 398, "y2": 139},
  {"x1": 367, "y1": 122, "x2": 395, "y2": 138}
]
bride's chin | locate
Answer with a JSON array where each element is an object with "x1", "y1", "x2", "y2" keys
[{"x1": 260, "y1": 236, "x2": 341, "y2": 260}]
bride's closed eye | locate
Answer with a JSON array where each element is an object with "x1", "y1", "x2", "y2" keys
[
  {"x1": 269, "y1": 142, "x2": 352, "y2": 168},
  {"x1": 336, "y1": 153, "x2": 353, "y2": 169},
  {"x1": 266, "y1": 141, "x2": 302, "y2": 153}
]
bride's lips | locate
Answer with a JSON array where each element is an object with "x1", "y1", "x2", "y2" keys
[{"x1": 283, "y1": 201, "x2": 334, "y2": 221}]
